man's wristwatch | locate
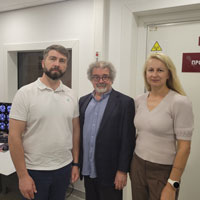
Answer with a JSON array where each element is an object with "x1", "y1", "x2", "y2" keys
[
  {"x1": 168, "y1": 178, "x2": 180, "y2": 189},
  {"x1": 72, "y1": 162, "x2": 80, "y2": 168}
]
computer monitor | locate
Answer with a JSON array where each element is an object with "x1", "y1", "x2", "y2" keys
[{"x1": 0, "y1": 102, "x2": 12, "y2": 133}]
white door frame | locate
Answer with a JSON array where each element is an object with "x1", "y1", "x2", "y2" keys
[
  {"x1": 119, "y1": 2, "x2": 200, "y2": 98},
  {"x1": 135, "y1": 8, "x2": 200, "y2": 95},
  {"x1": 120, "y1": 3, "x2": 200, "y2": 200}
]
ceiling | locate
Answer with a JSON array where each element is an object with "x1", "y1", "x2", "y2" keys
[{"x1": 0, "y1": 0, "x2": 68, "y2": 13}]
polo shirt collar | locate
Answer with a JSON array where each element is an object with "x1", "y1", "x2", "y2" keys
[{"x1": 36, "y1": 78, "x2": 65, "y2": 92}]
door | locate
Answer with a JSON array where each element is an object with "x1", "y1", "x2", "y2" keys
[{"x1": 147, "y1": 21, "x2": 200, "y2": 200}]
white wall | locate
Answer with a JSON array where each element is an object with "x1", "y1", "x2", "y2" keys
[
  {"x1": 1, "y1": 0, "x2": 200, "y2": 198},
  {"x1": 0, "y1": 0, "x2": 95, "y2": 102},
  {"x1": 108, "y1": 0, "x2": 200, "y2": 200},
  {"x1": 0, "y1": 0, "x2": 96, "y2": 192},
  {"x1": 108, "y1": 0, "x2": 200, "y2": 98},
  {"x1": 126, "y1": 0, "x2": 200, "y2": 14}
]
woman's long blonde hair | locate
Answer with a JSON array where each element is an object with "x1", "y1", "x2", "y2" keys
[{"x1": 143, "y1": 52, "x2": 186, "y2": 96}]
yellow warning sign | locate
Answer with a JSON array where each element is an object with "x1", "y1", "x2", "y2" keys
[{"x1": 151, "y1": 41, "x2": 162, "y2": 51}]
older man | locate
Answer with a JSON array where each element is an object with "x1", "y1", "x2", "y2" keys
[{"x1": 79, "y1": 61, "x2": 136, "y2": 200}]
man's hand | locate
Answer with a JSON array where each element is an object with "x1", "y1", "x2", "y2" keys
[
  {"x1": 160, "y1": 183, "x2": 176, "y2": 200},
  {"x1": 19, "y1": 175, "x2": 37, "y2": 200},
  {"x1": 114, "y1": 170, "x2": 127, "y2": 190},
  {"x1": 71, "y1": 166, "x2": 80, "y2": 183}
]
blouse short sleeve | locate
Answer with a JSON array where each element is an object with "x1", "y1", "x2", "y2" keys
[{"x1": 172, "y1": 95, "x2": 194, "y2": 140}]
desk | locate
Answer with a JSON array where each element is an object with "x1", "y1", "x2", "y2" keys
[
  {"x1": 0, "y1": 151, "x2": 15, "y2": 176},
  {"x1": 0, "y1": 150, "x2": 16, "y2": 195}
]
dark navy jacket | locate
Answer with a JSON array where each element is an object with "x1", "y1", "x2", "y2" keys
[{"x1": 79, "y1": 89, "x2": 136, "y2": 186}]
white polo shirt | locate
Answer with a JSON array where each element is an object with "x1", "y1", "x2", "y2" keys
[{"x1": 10, "y1": 78, "x2": 79, "y2": 170}]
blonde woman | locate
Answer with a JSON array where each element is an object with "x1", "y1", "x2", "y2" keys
[{"x1": 130, "y1": 53, "x2": 194, "y2": 200}]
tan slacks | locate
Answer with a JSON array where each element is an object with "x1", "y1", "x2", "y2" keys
[{"x1": 130, "y1": 154, "x2": 179, "y2": 200}]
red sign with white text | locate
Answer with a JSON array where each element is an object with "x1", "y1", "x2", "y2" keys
[{"x1": 182, "y1": 53, "x2": 200, "y2": 72}]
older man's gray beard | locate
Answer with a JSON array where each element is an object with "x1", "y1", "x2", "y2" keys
[
  {"x1": 95, "y1": 87, "x2": 108, "y2": 93},
  {"x1": 95, "y1": 83, "x2": 109, "y2": 93}
]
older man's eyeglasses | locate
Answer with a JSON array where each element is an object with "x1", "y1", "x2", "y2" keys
[{"x1": 91, "y1": 75, "x2": 110, "y2": 82}]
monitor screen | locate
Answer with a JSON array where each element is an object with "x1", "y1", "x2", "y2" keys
[{"x1": 0, "y1": 102, "x2": 12, "y2": 133}]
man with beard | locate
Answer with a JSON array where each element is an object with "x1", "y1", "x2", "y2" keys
[
  {"x1": 79, "y1": 61, "x2": 135, "y2": 200},
  {"x1": 8, "y1": 45, "x2": 80, "y2": 200}
]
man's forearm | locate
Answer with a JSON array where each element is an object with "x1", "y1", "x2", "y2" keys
[
  {"x1": 72, "y1": 131, "x2": 80, "y2": 163},
  {"x1": 72, "y1": 117, "x2": 80, "y2": 163},
  {"x1": 8, "y1": 135, "x2": 28, "y2": 178}
]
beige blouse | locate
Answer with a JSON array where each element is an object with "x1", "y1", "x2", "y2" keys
[{"x1": 134, "y1": 90, "x2": 194, "y2": 165}]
